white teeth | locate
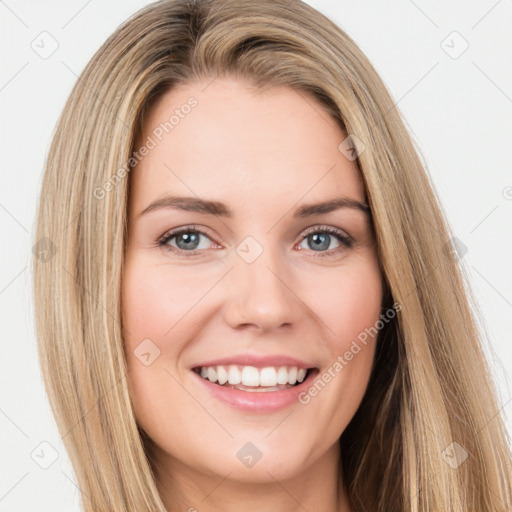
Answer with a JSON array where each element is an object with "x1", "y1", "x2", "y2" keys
[
  {"x1": 259, "y1": 367, "x2": 277, "y2": 387},
  {"x1": 217, "y1": 365, "x2": 228, "y2": 385},
  {"x1": 227, "y1": 365, "x2": 241, "y2": 385},
  {"x1": 287, "y1": 367, "x2": 297, "y2": 385},
  {"x1": 207, "y1": 367, "x2": 217, "y2": 383},
  {"x1": 195, "y1": 365, "x2": 310, "y2": 388},
  {"x1": 241, "y1": 366, "x2": 260, "y2": 386},
  {"x1": 276, "y1": 366, "x2": 288, "y2": 384}
]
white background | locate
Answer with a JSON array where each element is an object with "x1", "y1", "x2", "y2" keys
[{"x1": 1, "y1": 1, "x2": 511, "y2": 509}]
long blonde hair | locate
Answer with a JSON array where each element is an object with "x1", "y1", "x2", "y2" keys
[{"x1": 32, "y1": 0, "x2": 512, "y2": 510}]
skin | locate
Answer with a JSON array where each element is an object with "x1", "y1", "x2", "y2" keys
[{"x1": 122, "y1": 76, "x2": 383, "y2": 512}]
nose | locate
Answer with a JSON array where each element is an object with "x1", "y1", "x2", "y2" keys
[{"x1": 222, "y1": 244, "x2": 304, "y2": 332}]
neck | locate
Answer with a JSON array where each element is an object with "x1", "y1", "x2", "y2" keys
[{"x1": 150, "y1": 441, "x2": 352, "y2": 512}]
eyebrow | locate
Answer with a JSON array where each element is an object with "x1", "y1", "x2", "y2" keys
[{"x1": 138, "y1": 195, "x2": 370, "y2": 219}]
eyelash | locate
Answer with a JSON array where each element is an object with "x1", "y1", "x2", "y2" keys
[{"x1": 158, "y1": 225, "x2": 353, "y2": 259}]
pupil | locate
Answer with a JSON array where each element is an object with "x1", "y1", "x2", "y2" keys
[
  {"x1": 176, "y1": 232, "x2": 331, "y2": 251},
  {"x1": 177, "y1": 232, "x2": 199, "y2": 250},
  {"x1": 310, "y1": 233, "x2": 329, "y2": 251}
]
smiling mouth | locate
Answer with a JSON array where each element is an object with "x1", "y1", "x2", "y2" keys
[{"x1": 192, "y1": 365, "x2": 316, "y2": 392}]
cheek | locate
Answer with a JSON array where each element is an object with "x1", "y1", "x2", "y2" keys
[
  {"x1": 121, "y1": 255, "x2": 191, "y2": 412},
  {"x1": 122, "y1": 255, "x2": 208, "y2": 354},
  {"x1": 121, "y1": 256, "x2": 199, "y2": 431},
  {"x1": 312, "y1": 259, "x2": 383, "y2": 349},
  {"x1": 300, "y1": 258, "x2": 383, "y2": 420}
]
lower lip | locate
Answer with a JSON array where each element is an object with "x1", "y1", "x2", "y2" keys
[{"x1": 191, "y1": 369, "x2": 319, "y2": 413}]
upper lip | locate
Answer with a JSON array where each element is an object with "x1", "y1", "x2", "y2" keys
[{"x1": 191, "y1": 354, "x2": 316, "y2": 370}]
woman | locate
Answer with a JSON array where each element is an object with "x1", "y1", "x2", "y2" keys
[{"x1": 32, "y1": 0, "x2": 512, "y2": 510}]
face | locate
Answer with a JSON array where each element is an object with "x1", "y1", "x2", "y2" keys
[{"x1": 122, "y1": 76, "x2": 383, "y2": 489}]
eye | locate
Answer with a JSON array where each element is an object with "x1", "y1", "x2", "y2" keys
[
  {"x1": 159, "y1": 226, "x2": 216, "y2": 255},
  {"x1": 158, "y1": 225, "x2": 353, "y2": 258},
  {"x1": 297, "y1": 226, "x2": 353, "y2": 258}
]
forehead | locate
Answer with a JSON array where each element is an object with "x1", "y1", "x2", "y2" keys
[{"x1": 129, "y1": 77, "x2": 364, "y2": 216}]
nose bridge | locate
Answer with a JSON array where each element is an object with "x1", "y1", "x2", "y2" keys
[{"x1": 224, "y1": 234, "x2": 301, "y2": 330}]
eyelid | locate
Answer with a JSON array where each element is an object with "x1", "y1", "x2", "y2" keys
[
  {"x1": 300, "y1": 224, "x2": 351, "y2": 241},
  {"x1": 158, "y1": 224, "x2": 217, "y2": 245},
  {"x1": 158, "y1": 224, "x2": 353, "y2": 258},
  {"x1": 297, "y1": 225, "x2": 353, "y2": 258},
  {"x1": 158, "y1": 225, "x2": 221, "y2": 256}
]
